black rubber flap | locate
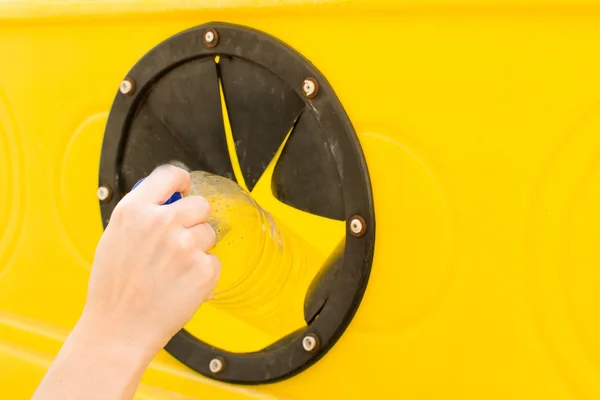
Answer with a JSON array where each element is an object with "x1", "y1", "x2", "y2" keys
[
  {"x1": 304, "y1": 239, "x2": 345, "y2": 324},
  {"x1": 120, "y1": 58, "x2": 234, "y2": 191},
  {"x1": 272, "y1": 111, "x2": 345, "y2": 220},
  {"x1": 218, "y1": 57, "x2": 304, "y2": 191}
]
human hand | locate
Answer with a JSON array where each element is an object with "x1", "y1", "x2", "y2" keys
[
  {"x1": 32, "y1": 165, "x2": 220, "y2": 400},
  {"x1": 81, "y1": 164, "x2": 220, "y2": 360}
]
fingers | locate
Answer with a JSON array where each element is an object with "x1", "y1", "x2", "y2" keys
[
  {"x1": 188, "y1": 223, "x2": 217, "y2": 252},
  {"x1": 204, "y1": 254, "x2": 221, "y2": 300},
  {"x1": 181, "y1": 252, "x2": 221, "y2": 301},
  {"x1": 206, "y1": 253, "x2": 221, "y2": 281},
  {"x1": 172, "y1": 222, "x2": 216, "y2": 257},
  {"x1": 168, "y1": 195, "x2": 211, "y2": 228},
  {"x1": 129, "y1": 165, "x2": 191, "y2": 205},
  {"x1": 196, "y1": 253, "x2": 221, "y2": 289}
]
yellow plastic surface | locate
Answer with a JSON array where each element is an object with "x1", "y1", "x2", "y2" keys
[{"x1": 2, "y1": 0, "x2": 600, "y2": 398}]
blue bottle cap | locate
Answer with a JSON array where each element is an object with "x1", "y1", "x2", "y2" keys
[{"x1": 132, "y1": 178, "x2": 182, "y2": 205}]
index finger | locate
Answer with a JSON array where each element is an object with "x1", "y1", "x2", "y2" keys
[{"x1": 129, "y1": 164, "x2": 191, "y2": 205}]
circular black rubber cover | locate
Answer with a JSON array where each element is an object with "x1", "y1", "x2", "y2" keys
[{"x1": 98, "y1": 22, "x2": 375, "y2": 384}]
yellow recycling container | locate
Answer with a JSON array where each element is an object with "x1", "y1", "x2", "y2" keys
[{"x1": 2, "y1": 1, "x2": 600, "y2": 399}]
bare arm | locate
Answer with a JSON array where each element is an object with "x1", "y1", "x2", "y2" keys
[{"x1": 32, "y1": 165, "x2": 220, "y2": 400}]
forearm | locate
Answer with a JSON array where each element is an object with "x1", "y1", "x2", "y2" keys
[{"x1": 32, "y1": 316, "x2": 152, "y2": 400}]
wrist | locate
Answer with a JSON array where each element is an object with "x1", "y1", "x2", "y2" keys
[
  {"x1": 32, "y1": 314, "x2": 155, "y2": 400},
  {"x1": 72, "y1": 310, "x2": 157, "y2": 370}
]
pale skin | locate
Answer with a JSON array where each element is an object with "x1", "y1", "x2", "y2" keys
[{"x1": 32, "y1": 165, "x2": 221, "y2": 400}]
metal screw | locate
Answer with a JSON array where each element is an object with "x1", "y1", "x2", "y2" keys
[
  {"x1": 119, "y1": 78, "x2": 135, "y2": 95},
  {"x1": 97, "y1": 185, "x2": 112, "y2": 202},
  {"x1": 349, "y1": 215, "x2": 366, "y2": 237},
  {"x1": 203, "y1": 29, "x2": 219, "y2": 47},
  {"x1": 302, "y1": 77, "x2": 319, "y2": 98},
  {"x1": 209, "y1": 357, "x2": 224, "y2": 374},
  {"x1": 302, "y1": 334, "x2": 318, "y2": 352}
]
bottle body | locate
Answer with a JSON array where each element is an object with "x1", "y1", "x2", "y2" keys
[{"x1": 187, "y1": 171, "x2": 324, "y2": 336}]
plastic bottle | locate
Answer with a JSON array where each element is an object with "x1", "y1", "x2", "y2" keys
[{"x1": 186, "y1": 171, "x2": 325, "y2": 336}]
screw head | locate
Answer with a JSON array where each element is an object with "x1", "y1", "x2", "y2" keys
[
  {"x1": 119, "y1": 78, "x2": 135, "y2": 95},
  {"x1": 97, "y1": 185, "x2": 112, "y2": 202},
  {"x1": 203, "y1": 29, "x2": 219, "y2": 47},
  {"x1": 349, "y1": 215, "x2": 366, "y2": 237},
  {"x1": 209, "y1": 357, "x2": 224, "y2": 373},
  {"x1": 302, "y1": 77, "x2": 319, "y2": 98},
  {"x1": 302, "y1": 334, "x2": 319, "y2": 352}
]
